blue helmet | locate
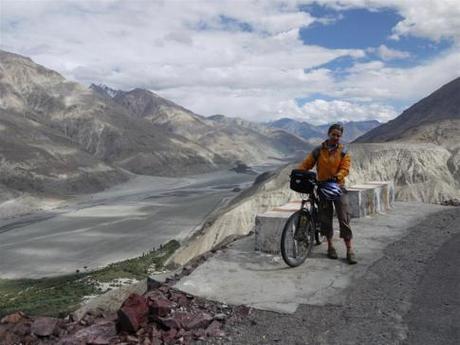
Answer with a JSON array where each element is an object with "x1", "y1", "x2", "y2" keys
[{"x1": 318, "y1": 181, "x2": 342, "y2": 200}]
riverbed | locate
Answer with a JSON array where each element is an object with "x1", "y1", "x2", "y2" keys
[{"x1": 0, "y1": 165, "x2": 282, "y2": 279}]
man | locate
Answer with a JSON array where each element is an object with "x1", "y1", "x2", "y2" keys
[{"x1": 297, "y1": 123, "x2": 357, "y2": 264}]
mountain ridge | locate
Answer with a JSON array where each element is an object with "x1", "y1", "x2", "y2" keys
[{"x1": 353, "y1": 76, "x2": 460, "y2": 148}]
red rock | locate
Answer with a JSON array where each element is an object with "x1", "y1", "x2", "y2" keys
[
  {"x1": 31, "y1": 316, "x2": 58, "y2": 337},
  {"x1": 184, "y1": 313, "x2": 213, "y2": 330},
  {"x1": 177, "y1": 295, "x2": 190, "y2": 307},
  {"x1": 72, "y1": 320, "x2": 116, "y2": 343},
  {"x1": 1, "y1": 311, "x2": 25, "y2": 324},
  {"x1": 87, "y1": 335, "x2": 111, "y2": 344},
  {"x1": 126, "y1": 334, "x2": 139, "y2": 342},
  {"x1": 156, "y1": 316, "x2": 181, "y2": 330},
  {"x1": 1, "y1": 331, "x2": 21, "y2": 344},
  {"x1": 161, "y1": 328, "x2": 178, "y2": 344},
  {"x1": 158, "y1": 286, "x2": 169, "y2": 294},
  {"x1": 12, "y1": 320, "x2": 31, "y2": 336},
  {"x1": 236, "y1": 305, "x2": 250, "y2": 317},
  {"x1": 145, "y1": 290, "x2": 166, "y2": 301},
  {"x1": 150, "y1": 298, "x2": 172, "y2": 317},
  {"x1": 118, "y1": 293, "x2": 149, "y2": 333},
  {"x1": 205, "y1": 320, "x2": 225, "y2": 337},
  {"x1": 191, "y1": 328, "x2": 205, "y2": 340}
]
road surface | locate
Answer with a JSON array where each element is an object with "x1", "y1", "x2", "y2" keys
[{"x1": 193, "y1": 206, "x2": 459, "y2": 345}]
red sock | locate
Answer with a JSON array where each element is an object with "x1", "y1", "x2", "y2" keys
[{"x1": 327, "y1": 237, "x2": 333, "y2": 248}]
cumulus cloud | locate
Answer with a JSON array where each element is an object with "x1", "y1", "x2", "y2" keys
[
  {"x1": 334, "y1": 48, "x2": 460, "y2": 102},
  {"x1": 315, "y1": 0, "x2": 460, "y2": 43},
  {"x1": 368, "y1": 44, "x2": 410, "y2": 60},
  {"x1": 1, "y1": 0, "x2": 459, "y2": 124},
  {"x1": 275, "y1": 99, "x2": 397, "y2": 125}
]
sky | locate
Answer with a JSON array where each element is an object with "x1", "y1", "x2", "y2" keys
[{"x1": 1, "y1": 0, "x2": 460, "y2": 125}]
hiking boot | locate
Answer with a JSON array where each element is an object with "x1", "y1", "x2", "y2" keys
[
  {"x1": 327, "y1": 246, "x2": 338, "y2": 259},
  {"x1": 346, "y1": 251, "x2": 358, "y2": 265}
]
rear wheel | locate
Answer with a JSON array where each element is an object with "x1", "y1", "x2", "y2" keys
[{"x1": 281, "y1": 210, "x2": 315, "y2": 267}]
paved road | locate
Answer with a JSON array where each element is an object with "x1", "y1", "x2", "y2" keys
[
  {"x1": 403, "y1": 231, "x2": 460, "y2": 345},
  {"x1": 0, "y1": 167, "x2": 274, "y2": 279},
  {"x1": 194, "y1": 206, "x2": 459, "y2": 345}
]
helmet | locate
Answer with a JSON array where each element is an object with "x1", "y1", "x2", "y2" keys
[{"x1": 318, "y1": 181, "x2": 342, "y2": 201}]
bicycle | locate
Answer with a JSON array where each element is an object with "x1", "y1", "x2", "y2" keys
[{"x1": 281, "y1": 170, "x2": 326, "y2": 267}]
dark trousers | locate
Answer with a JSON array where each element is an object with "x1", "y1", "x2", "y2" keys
[{"x1": 318, "y1": 187, "x2": 353, "y2": 240}]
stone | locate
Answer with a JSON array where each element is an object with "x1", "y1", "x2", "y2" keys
[
  {"x1": 213, "y1": 313, "x2": 226, "y2": 321},
  {"x1": 1, "y1": 311, "x2": 25, "y2": 324},
  {"x1": 117, "y1": 294, "x2": 149, "y2": 333},
  {"x1": 150, "y1": 298, "x2": 173, "y2": 317},
  {"x1": 205, "y1": 320, "x2": 225, "y2": 337},
  {"x1": 12, "y1": 321, "x2": 31, "y2": 336},
  {"x1": 161, "y1": 328, "x2": 178, "y2": 344},
  {"x1": 183, "y1": 313, "x2": 213, "y2": 330},
  {"x1": 87, "y1": 335, "x2": 112, "y2": 345},
  {"x1": 147, "y1": 277, "x2": 162, "y2": 291},
  {"x1": 126, "y1": 335, "x2": 139, "y2": 342},
  {"x1": 31, "y1": 317, "x2": 58, "y2": 337},
  {"x1": 236, "y1": 305, "x2": 250, "y2": 317},
  {"x1": 156, "y1": 316, "x2": 181, "y2": 330},
  {"x1": 73, "y1": 320, "x2": 116, "y2": 342},
  {"x1": 191, "y1": 328, "x2": 205, "y2": 340}
]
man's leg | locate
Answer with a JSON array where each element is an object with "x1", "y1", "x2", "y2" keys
[
  {"x1": 334, "y1": 188, "x2": 357, "y2": 264},
  {"x1": 319, "y1": 197, "x2": 336, "y2": 259}
]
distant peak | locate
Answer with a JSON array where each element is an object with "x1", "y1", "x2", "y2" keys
[
  {"x1": 127, "y1": 88, "x2": 158, "y2": 97},
  {"x1": 89, "y1": 83, "x2": 121, "y2": 98}
]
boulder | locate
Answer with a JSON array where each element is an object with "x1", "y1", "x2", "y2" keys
[{"x1": 117, "y1": 293, "x2": 149, "y2": 333}]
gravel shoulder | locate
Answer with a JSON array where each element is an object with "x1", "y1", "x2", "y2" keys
[{"x1": 195, "y1": 207, "x2": 459, "y2": 345}]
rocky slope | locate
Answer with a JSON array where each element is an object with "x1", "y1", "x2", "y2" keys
[
  {"x1": 346, "y1": 143, "x2": 460, "y2": 202},
  {"x1": 168, "y1": 164, "x2": 297, "y2": 266},
  {"x1": 92, "y1": 84, "x2": 311, "y2": 164},
  {"x1": 0, "y1": 50, "x2": 227, "y2": 179},
  {"x1": 168, "y1": 141, "x2": 460, "y2": 266}
]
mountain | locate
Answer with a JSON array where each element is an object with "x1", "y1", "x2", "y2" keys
[
  {"x1": 353, "y1": 77, "x2": 460, "y2": 148},
  {"x1": 267, "y1": 118, "x2": 324, "y2": 143},
  {"x1": 92, "y1": 84, "x2": 311, "y2": 164},
  {"x1": 317, "y1": 120, "x2": 380, "y2": 142},
  {"x1": 0, "y1": 50, "x2": 237, "y2": 177},
  {"x1": 0, "y1": 50, "x2": 311, "y2": 200},
  {"x1": 268, "y1": 118, "x2": 380, "y2": 143}
]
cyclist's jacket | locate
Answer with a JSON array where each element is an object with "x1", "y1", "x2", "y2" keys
[{"x1": 297, "y1": 141, "x2": 351, "y2": 186}]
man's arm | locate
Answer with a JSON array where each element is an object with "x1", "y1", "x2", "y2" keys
[
  {"x1": 335, "y1": 152, "x2": 351, "y2": 183},
  {"x1": 298, "y1": 152, "x2": 316, "y2": 171}
]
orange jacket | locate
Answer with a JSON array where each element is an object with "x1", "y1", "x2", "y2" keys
[{"x1": 297, "y1": 141, "x2": 351, "y2": 185}]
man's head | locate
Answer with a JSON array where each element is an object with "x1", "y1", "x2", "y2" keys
[{"x1": 327, "y1": 123, "x2": 344, "y2": 144}]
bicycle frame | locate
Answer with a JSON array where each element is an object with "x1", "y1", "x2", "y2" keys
[{"x1": 298, "y1": 187, "x2": 321, "y2": 243}]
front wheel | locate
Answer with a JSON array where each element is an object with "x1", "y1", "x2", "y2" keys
[{"x1": 281, "y1": 210, "x2": 315, "y2": 267}]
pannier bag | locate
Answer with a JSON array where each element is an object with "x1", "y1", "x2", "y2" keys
[{"x1": 290, "y1": 169, "x2": 316, "y2": 193}]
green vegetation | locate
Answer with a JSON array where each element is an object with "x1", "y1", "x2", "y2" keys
[{"x1": 0, "y1": 240, "x2": 180, "y2": 318}]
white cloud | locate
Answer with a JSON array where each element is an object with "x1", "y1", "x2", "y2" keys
[
  {"x1": 334, "y1": 48, "x2": 460, "y2": 102},
  {"x1": 276, "y1": 99, "x2": 397, "y2": 125},
  {"x1": 0, "y1": 0, "x2": 459, "y2": 125},
  {"x1": 368, "y1": 44, "x2": 410, "y2": 60},
  {"x1": 314, "y1": 0, "x2": 460, "y2": 43}
]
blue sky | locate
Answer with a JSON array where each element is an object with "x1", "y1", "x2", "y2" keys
[{"x1": 1, "y1": 0, "x2": 460, "y2": 124}]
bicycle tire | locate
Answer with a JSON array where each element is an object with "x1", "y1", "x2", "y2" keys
[{"x1": 281, "y1": 210, "x2": 315, "y2": 267}]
